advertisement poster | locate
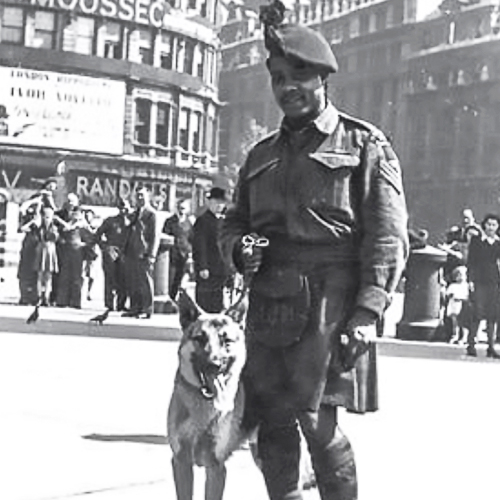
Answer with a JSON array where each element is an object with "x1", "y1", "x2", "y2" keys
[{"x1": 0, "y1": 67, "x2": 126, "y2": 155}]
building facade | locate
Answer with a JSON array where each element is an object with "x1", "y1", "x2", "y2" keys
[
  {"x1": 0, "y1": 0, "x2": 222, "y2": 213},
  {"x1": 404, "y1": 0, "x2": 500, "y2": 234},
  {"x1": 219, "y1": 0, "x2": 500, "y2": 237}
]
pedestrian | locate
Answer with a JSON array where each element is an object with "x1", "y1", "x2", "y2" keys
[
  {"x1": 192, "y1": 187, "x2": 231, "y2": 313},
  {"x1": 56, "y1": 207, "x2": 88, "y2": 309},
  {"x1": 122, "y1": 187, "x2": 160, "y2": 319},
  {"x1": 94, "y1": 198, "x2": 132, "y2": 311},
  {"x1": 162, "y1": 198, "x2": 193, "y2": 301},
  {"x1": 442, "y1": 208, "x2": 482, "y2": 283},
  {"x1": 17, "y1": 177, "x2": 60, "y2": 305},
  {"x1": 466, "y1": 214, "x2": 500, "y2": 358},
  {"x1": 51, "y1": 192, "x2": 80, "y2": 305},
  {"x1": 445, "y1": 265, "x2": 470, "y2": 344},
  {"x1": 221, "y1": 3, "x2": 409, "y2": 499},
  {"x1": 82, "y1": 209, "x2": 99, "y2": 301}
]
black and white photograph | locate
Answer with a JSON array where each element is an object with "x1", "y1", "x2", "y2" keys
[{"x1": 0, "y1": 0, "x2": 499, "y2": 499}]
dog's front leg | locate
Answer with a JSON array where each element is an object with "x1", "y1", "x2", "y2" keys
[
  {"x1": 172, "y1": 455, "x2": 194, "y2": 500},
  {"x1": 205, "y1": 464, "x2": 227, "y2": 500}
]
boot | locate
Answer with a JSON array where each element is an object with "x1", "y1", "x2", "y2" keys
[
  {"x1": 310, "y1": 428, "x2": 358, "y2": 500},
  {"x1": 486, "y1": 347, "x2": 500, "y2": 359},
  {"x1": 258, "y1": 421, "x2": 303, "y2": 500}
]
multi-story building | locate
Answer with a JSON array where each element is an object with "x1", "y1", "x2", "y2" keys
[
  {"x1": 0, "y1": 0, "x2": 222, "y2": 213},
  {"x1": 404, "y1": 0, "x2": 500, "y2": 234},
  {"x1": 219, "y1": 0, "x2": 500, "y2": 237},
  {"x1": 219, "y1": 0, "x2": 429, "y2": 178}
]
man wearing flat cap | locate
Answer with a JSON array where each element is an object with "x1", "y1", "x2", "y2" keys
[
  {"x1": 192, "y1": 187, "x2": 231, "y2": 312},
  {"x1": 222, "y1": 2, "x2": 409, "y2": 499}
]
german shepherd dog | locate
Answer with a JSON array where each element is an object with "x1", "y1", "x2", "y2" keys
[{"x1": 167, "y1": 290, "x2": 250, "y2": 500}]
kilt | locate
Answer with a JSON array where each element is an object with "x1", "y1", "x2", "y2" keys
[{"x1": 244, "y1": 263, "x2": 378, "y2": 417}]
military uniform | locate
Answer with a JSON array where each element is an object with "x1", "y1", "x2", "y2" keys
[
  {"x1": 222, "y1": 5, "x2": 408, "y2": 499},
  {"x1": 223, "y1": 101, "x2": 408, "y2": 500}
]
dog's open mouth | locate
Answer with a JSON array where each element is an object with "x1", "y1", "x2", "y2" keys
[{"x1": 198, "y1": 363, "x2": 229, "y2": 400}]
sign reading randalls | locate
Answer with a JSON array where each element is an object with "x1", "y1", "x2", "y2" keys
[
  {"x1": 28, "y1": 0, "x2": 173, "y2": 28},
  {"x1": 0, "y1": 67, "x2": 126, "y2": 155}
]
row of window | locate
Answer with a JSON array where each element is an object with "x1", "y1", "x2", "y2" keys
[
  {"x1": 344, "y1": 41, "x2": 402, "y2": 72},
  {"x1": 224, "y1": 0, "x2": 400, "y2": 46},
  {"x1": 134, "y1": 99, "x2": 217, "y2": 158},
  {"x1": 0, "y1": 6, "x2": 218, "y2": 86},
  {"x1": 420, "y1": 9, "x2": 499, "y2": 50}
]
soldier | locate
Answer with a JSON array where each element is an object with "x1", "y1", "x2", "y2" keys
[
  {"x1": 221, "y1": 3, "x2": 409, "y2": 500},
  {"x1": 94, "y1": 198, "x2": 132, "y2": 311}
]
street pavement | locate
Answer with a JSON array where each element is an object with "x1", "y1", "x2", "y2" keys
[{"x1": 1, "y1": 303, "x2": 500, "y2": 500}]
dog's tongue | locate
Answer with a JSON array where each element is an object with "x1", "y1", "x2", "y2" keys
[{"x1": 203, "y1": 368, "x2": 225, "y2": 398}]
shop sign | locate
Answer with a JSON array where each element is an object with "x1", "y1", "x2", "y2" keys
[
  {"x1": 29, "y1": 0, "x2": 171, "y2": 29},
  {"x1": 0, "y1": 67, "x2": 126, "y2": 155},
  {"x1": 72, "y1": 171, "x2": 196, "y2": 206}
]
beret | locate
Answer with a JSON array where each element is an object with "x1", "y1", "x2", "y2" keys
[
  {"x1": 267, "y1": 24, "x2": 338, "y2": 74},
  {"x1": 260, "y1": 0, "x2": 337, "y2": 74}
]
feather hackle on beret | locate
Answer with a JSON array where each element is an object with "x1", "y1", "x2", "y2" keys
[{"x1": 259, "y1": 0, "x2": 338, "y2": 73}]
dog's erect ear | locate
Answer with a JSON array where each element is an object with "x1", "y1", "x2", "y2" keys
[
  {"x1": 178, "y1": 289, "x2": 203, "y2": 329},
  {"x1": 224, "y1": 295, "x2": 248, "y2": 325}
]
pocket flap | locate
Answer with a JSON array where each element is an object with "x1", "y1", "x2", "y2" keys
[
  {"x1": 245, "y1": 158, "x2": 280, "y2": 181},
  {"x1": 309, "y1": 152, "x2": 360, "y2": 170},
  {"x1": 253, "y1": 267, "x2": 305, "y2": 298}
]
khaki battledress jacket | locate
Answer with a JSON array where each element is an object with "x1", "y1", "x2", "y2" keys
[{"x1": 222, "y1": 103, "x2": 409, "y2": 414}]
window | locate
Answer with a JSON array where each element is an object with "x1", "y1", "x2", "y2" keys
[
  {"x1": 160, "y1": 33, "x2": 174, "y2": 70},
  {"x1": 97, "y1": 21, "x2": 122, "y2": 59},
  {"x1": 359, "y1": 13, "x2": 369, "y2": 35},
  {"x1": 138, "y1": 28, "x2": 153, "y2": 65},
  {"x1": 206, "y1": 115, "x2": 214, "y2": 154},
  {"x1": 33, "y1": 11, "x2": 57, "y2": 49},
  {"x1": 179, "y1": 108, "x2": 190, "y2": 150},
  {"x1": 188, "y1": 0, "x2": 197, "y2": 9},
  {"x1": 195, "y1": 45, "x2": 205, "y2": 77},
  {"x1": 349, "y1": 16, "x2": 359, "y2": 38},
  {"x1": 73, "y1": 17, "x2": 95, "y2": 55},
  {"x1": 184, "y1": 39, "x2": 196, "y2": 75},
  {"x1": 156, "y1": 102, "x2": 171, "y2": 147},
  {"x1": 1, "y1": 7, "x2": 24, "y2": 44},
  {"x1": 191, "y1": 111, "x2": 202, "y2": 153},
  {"x1": 200, "y1": 0, "x2": 208, "y2": 18},
  {"x1": 375, "y1": 8, "x2": 386, "y2": 31},
  {"x1": 135, "y1": 99, "x2": 151, "y2": 144}
]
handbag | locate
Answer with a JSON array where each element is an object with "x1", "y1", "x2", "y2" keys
[{"x1": 247, "y1": 266, "x2": 311, "y2": 347}]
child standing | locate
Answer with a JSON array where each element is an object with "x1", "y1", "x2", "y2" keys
[{"x1": 446, "y1": 265, "x2": 470, "y2": 344}]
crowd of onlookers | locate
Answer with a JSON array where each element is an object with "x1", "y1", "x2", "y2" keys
[
  {"x1": 18, "y1": 178, "x2": 162, "y2": 318},
  {"x1": 16, "y1": 177, "x2": 235, "y2": 319},
  {"x1": 16, "y1": 176, "x2": 500, "y2": 355},
  {"x1": 439, "y1": 208, "x2": 500, "y2": 358}
]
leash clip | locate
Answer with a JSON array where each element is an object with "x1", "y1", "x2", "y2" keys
[{"x1": 242, "y1": 234, "x2": 270, "y2": 250}]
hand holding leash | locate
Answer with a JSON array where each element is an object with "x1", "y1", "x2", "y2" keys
[{"x1": 241, "y1": 233, "x2": 269, "y2": 276}]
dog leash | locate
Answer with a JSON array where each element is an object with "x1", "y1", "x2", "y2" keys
[{"x1": 228, "y1": 234, "x2": 269, "y2": 310}]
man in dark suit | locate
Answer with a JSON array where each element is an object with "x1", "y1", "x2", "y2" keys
[
  {"x1": 94, "y1": 197, "x2": 132, "y2": 311},
  {"x1": 162, "y1": 198, "x2": 193, "y2": 301},
  {"x1": 123, "y1": 187, "x2": 160, "y2": 318},
  {"x1": 192, "y1": 187, "x2": 230, "y2": 312}
]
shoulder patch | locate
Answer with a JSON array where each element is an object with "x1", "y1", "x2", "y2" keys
[{"x1": 378, "y1": 158, "x2": 403, "y2": 194}]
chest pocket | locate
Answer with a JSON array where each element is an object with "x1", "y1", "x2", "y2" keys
[
  {"x1": 246, "y1": 158, "x2": 283, "y2": 213},
  {"x1": 304, "y1": 151, "x2": 360, "y2": 214}
]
